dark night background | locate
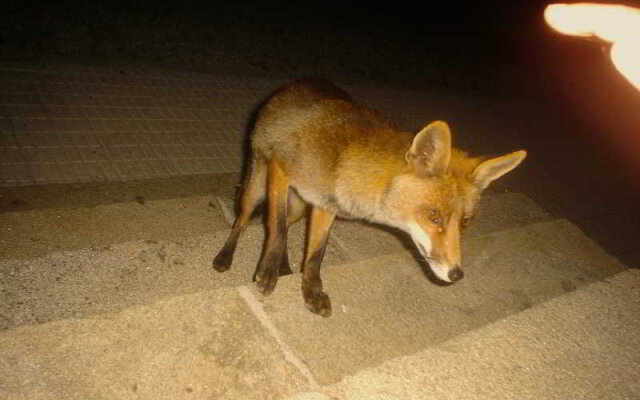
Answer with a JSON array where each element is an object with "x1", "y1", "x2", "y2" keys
[
  {"x1": 1, "y1": 0, "x2": 639, "y2": 184},
  {"x1": 0, "y1": 1, "x2": 631, "y2": 92},
  {"x1": 0, "y1": 0, "x2": 584, "y2": 94}
]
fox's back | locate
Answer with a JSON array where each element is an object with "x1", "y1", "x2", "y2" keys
[{"x1": 252, "y1": 79, "x2": 411, "y2": 209}]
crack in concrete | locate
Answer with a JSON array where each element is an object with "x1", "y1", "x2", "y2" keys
[{"x1": 237, "y1": 286, "x2": 320, "y2": 390}]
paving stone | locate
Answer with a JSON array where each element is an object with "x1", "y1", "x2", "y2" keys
[
  {"x1": 0, "y1": 221, "x2": 347, "y2": 330},
  {"x1": 257, "y1": 219, "x2": 624, "y2": 384},
  {"x1": 322, "y1": 269, "x2": 640, "y2": 400},
  {"x1": 0, "y1": 288, "x2": 309, "y2": 400}
]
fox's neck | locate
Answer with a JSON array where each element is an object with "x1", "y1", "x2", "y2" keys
[{"x1": 333, "y1": 130, "x2": 412, "y2": 222}]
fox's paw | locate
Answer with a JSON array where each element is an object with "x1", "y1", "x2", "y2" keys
[
  {"x1": 212, "y1": 250, "x2": 232, "y2": 272},
  {"x1": 255, "y1": 267, "x2": 279, "y2": 296},
  {"x1": 304, "y1": 291, "x2": 332, "y2": 318}
]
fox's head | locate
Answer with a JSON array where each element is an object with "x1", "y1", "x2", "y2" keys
[{"x1": 384, "y1": 121, "x2": 526, "y2": 283}]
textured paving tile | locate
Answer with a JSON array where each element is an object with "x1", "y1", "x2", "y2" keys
[
  {"x1": 257, "y1": 219, "x2": 624, "y2": 385},
  {"x1": 0, "y1": 220, "x2": 348, "y2": 330},
  {"x1": 0, "y1": 195, "x2": 228, "y2": 259},
  {"x1": 0, "y1": 288, "x2": 309, "y2": 400},
  {"x1": 323, "y1": 269, "x2": 640, "y2": 400}
]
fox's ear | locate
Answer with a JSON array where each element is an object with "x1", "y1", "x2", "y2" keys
[
  {"x1": 471, "y1": 150, "x2": 527, "y2": 189},
  {"x1": 406, "y1": 121, "x2": 451, "y2": 176}
]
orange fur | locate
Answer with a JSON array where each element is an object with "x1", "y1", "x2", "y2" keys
[{"x1": 214, "y1": 78, "x2": 527, "y2": 316}]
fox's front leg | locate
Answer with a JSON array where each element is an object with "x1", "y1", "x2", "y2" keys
[
  {"x1": 302, "y1": 207, "x2": 336, "y2": 317},
  {"x1": 254, "y1": 159, "x2": 290, "y2": 295}
]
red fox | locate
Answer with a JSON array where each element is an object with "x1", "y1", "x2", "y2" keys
[{"x1": 213, "y1": 78, "x2": 526, "y2": 317}]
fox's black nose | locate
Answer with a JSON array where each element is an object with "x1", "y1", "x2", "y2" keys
[{"x1": 448, "y1": 267, "x2": 464, "y2": 282}]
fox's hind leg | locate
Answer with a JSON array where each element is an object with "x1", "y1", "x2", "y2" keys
[
  {"x1": 301, "y1": 207, "x2": 336, "y2": 317},
  {"x1": 255, "y1": 160, "x2": 289, "y2": 295},
  {"x1": 277, "y1": 189, "x2": 309, "y2": 275},
  {"x1": 212, "y1": 156, "x2": 266, "y2": 272},
  {"x1": 254, "y1": 159, "x2": 290, "y2": 295}
]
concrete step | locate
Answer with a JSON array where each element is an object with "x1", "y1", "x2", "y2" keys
[
  {"x1": 290, "y1": 268, "x2": 640, "y2": 400},
  {"x1": 0, "y1": 218, "x2": 625, "y2": 400},
  {"x1": 0, "y1": 194, "x2": 228, "y2": 260},
  {"x1": 0, "y1": 173, "x2": 239, "y2": 260},
  {"x1": 0, "y1": 189, "x2": 549, "y2": 330},
  {"x1": 0, "y1": 287, "x2": 311, "y2": 400},
  {"x1": 251, "y1": 218, "x2": 624, "y2": 385},
  {"x1": 1, "y1": 181, "x2": 549, "y2": 262},
  {"x1": 0, "y1": 221, "x2": 348, "y2": 330}
]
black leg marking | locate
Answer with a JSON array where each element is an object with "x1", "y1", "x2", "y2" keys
[
  {"x1": 301, "y1": 207, "x2": 335, "y2": 317},
  {"x1": 302, "y1": 245, "x2": 332, "y2": 317},
  {"x1": 212, "y1": 230, "x2": 240, "y2": 272},
  {"x1": 255, "y1": 165, "x2": 289, "y2": 295},
  {"x1": 279, "y1": 246, "x2": 294, "y2": 276}
]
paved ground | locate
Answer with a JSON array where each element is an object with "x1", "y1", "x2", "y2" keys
[
  {"x1": 0, "y1": 59, "x2": 639, "y2": 399},
  {"x1": 292, "y1": 268, "x2": 640, "y2": 400}
]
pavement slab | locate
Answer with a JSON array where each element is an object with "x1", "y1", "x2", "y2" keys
[
  {"x1": 320, "y1": 268, "x2": 640, "y2": 400},
  {"x1": 0, "y1": 173, "x2": 239, "y2": 212},
  {"x1": 0, "y1": 287, "x2": 309, "y2": 400},
  {"x1": 256, "y1": 219, "x2": 624, "y2": 385},
  {"x1": 0, "y1": 195, "x2": 228, "y2": 260},
  {"x1": 0, "y1": 221, "x2": 347, "y2": 330}
]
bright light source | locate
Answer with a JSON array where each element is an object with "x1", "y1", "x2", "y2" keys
[{"x1": 545, "y1": 3, "x2": 640, "y2": 90}]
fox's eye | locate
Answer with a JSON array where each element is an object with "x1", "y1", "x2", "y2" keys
[
  {"x1": 428, "y1": 209, "x2": 442, "y2": 225},
  {"x1": 460, "y1": 216, "x2": 471, "y2": 228}
]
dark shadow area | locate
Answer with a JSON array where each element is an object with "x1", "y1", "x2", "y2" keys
[{"x1": 0, "y1": 1, "x2": 542, "y2": 97}]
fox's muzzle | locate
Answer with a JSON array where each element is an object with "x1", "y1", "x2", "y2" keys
[{"x1": 408, "y1": 222, "x2": 463, "y2": 283}]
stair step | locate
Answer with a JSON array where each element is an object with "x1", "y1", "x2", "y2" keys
[
  {"x1": 0, "y1": 173, "x2": 239, "y2": 260},
  {"x1": 1, "y1": 175, "x2": 549, "y2": 263},
  {"x1": 0, "y1": 221, "x2": 349, "y2": 330},
  {"x1": 0, "y1": 218, "x2": 626, "y2": 399},
  {"x1": 0, "y1": 195, "x2": 228, "y2": 260},
  {"x1": 0, "y1": 189, "x2": 548, "y2": 330},
  {"x1": 237, "y1": 219, "x2": 625, "y2": 385},
  {"x1": 214, "y1": 190, "x2": 554, "y2": 264},
  {"x1": 0, "y1": 287, "x2": 310, "y2": 400},
  {"x1": 306, "y1": 268, "x2": 640, "y2": 400}
]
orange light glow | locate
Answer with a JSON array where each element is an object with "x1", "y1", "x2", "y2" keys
[{"x1": 544, "y1": 3, "x2": 640, "y2": 90}]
